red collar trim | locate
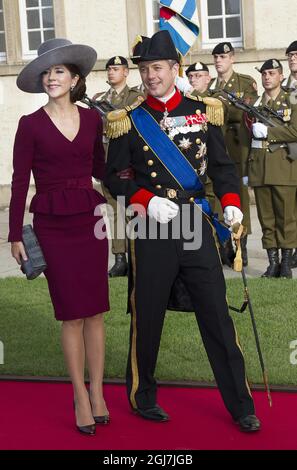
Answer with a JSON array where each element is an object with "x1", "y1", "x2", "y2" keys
[{"x1": 146, "y1": 88, "x2": 182, "y2": 112}]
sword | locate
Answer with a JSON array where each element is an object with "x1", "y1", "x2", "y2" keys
[{"x1": 231, "y1": 223, "x2": 273, "y2": 408}]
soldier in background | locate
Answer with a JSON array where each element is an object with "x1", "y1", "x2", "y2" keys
[
  {"x1": 283, "y1": 41, "x2": 297, "y2": 92},
  {"x1": 284, "y1": 41, "x2": 297, "y2": 269},
  {"x1": 186, "y1": 61, "x2": 211, "y2": 98},
  {"x1": 186, "y1": 62, "x2": 223, "y2": 217},
  {"x1": 93, "y1": 56, "x2": 144, "y2": 277},
  {"x1": 209, "y1": 42, "x2": 258, "y2": 266},
  {"x1": 93, "y1": 56, "x2": 141, "y2": 107},
  {"x1": 248, "y1": 59, "x2": 297, "y2": 279}
]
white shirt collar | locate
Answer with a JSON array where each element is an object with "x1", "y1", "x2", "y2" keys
[{"x1": 156, "y1": 88, "x2": 176, "y2": 103}]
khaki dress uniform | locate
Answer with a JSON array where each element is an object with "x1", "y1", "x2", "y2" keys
[
  {"x1": 248, "y1": 91, "x2": 297, "y2": 275},
  {"x1": 208, "y1": 71, "x2": 258, "y2": 234},
  {"x1": 282, "y1": 75, "x2": 297, "y2": 92},
  {"x1": 282, "y1": 75, "x2": 297, "y2": 267},
  {"x1": 191, "y1": 88, "x2": 228, "y2": 217},
  {"x1": 97, "y1": 85, "x2": 144, "y2": 255}
]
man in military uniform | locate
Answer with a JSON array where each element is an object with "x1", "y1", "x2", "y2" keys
[
  {"x1": 93, "y1": 56, "x2": 143, "y2": 277},
  {"x1": 284, "y1": 41, "x2": 297, "y2": 269},
  {"x1": 186, "y1": 61, "x2": 212, "y2": 97},
  {"x1": 186, "y1": 61, "x2": 235, "y2": 265},
  {"x1": 209, "y1": 42, "x2": 258, "y2": 266},
  {"x1": 105, "y1": 31, "x2": 260, "y2": 433},
  {"x1": 248, "y1": 59, "x2": 297, "y2": 279},
  {"x1": 283, "y1": 41, "x2": 297, "y2": 92},
  {"x1": 93, "y1": 55, "x2": 142, "y2": 107},
  {"x1": 186, "y1": 62, "x2": 229, "y2": 215}
]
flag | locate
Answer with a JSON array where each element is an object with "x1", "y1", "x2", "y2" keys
[{"x1": 159, "y1": 0, "x2": 200, "y2": 56}]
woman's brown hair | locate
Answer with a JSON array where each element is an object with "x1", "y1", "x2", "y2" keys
[{"x1": 65, "y1": 64, "x2": 86, "y2": 103}]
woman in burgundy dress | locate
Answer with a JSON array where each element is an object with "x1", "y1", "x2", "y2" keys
[{"x1": 9, "y1": 38, "x2": 110, "y2": 435}]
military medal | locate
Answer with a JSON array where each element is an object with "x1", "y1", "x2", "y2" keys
[
  {"x1": 195, "y1": 142, "x2": 207, "y2": 159},
  {"x1": 198, "y1": 158, "x2": 208, "y2": 176},
  {"x1": 160, "y1": 113, "x2": 208, "y2": 140},
  {"x1": 283, "y1": 108, "x2": 292, "y2": 122},
  {"x1": 159, "y1": 108, "x2": 170, "y2": 131},
  {"x1": 178, "y1": 137, "x2": 193, "y2": 151}
]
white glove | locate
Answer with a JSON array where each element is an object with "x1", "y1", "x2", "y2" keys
[
  {"x1": 147, "y1": 196, "x2": 179, "y2": 224},
  {"x1": 252, "y1": 122, "x2": 268, "y2": 139},
  {"x1": 223, "y1": 205, "x2": 243, "y2": 226},
  {"x1": 242, "y1": 176, "x2": 249, "y2": 186},
  {"x1": 175, "y1": 75, "x2": 192, "y2": 93}
]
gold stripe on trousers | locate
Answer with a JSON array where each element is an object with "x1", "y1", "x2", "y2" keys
[
  {"x1": 129, "y1": 238, "x2": 140, "y2": 409},
  {"x1": 205, "y1": 215, "x2": 253, "y2": 399}
]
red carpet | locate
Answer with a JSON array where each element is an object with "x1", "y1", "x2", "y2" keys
[{"x1": 0, "y1": 381, "x2": 296, "y2": 450}]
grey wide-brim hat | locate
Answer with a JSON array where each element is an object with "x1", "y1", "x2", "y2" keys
[{"x1": 17, "y1": 38, "x2": 97, "y2": 93}]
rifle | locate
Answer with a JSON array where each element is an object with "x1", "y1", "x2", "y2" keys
[
  {"x1": 80, "y1": 94, "x2": 116, "y2": 117},
  {"x1": 220, "y1": 90, "x2": 284, "y2": 127},
  {"x1": 221, "y1": 91, "x2": 297, "y2": 160},
  {"x1": 281, "y1": 84, "x2": 297, "y2": 93}
]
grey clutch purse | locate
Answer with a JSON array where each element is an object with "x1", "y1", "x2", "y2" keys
[{"x1": 21, "y1": 224, "x2": 47, "y2": 280}]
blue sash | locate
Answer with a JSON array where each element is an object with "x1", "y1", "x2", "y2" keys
[{"x1": 131, "y1": 106, "x2": 231, "y2": 244}]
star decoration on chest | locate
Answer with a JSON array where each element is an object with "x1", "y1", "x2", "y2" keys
[{"x1": 178, "y1": 137, "x2": 193, "y2": 151}]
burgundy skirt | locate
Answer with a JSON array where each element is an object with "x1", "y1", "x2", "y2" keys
[{"x1": 33, "y1": 211, "x2": 109, "y2": 321}]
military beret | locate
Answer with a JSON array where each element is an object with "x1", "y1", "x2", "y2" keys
[
  {"x1": 131, "y1": 31, "x2": 179, "y2": 65},
  {"x1": 186, "y1": 62, "x2": 209, "y2": 75},
  {"x1": 286, "y1": 41, "x2": 297, "y2": 55},
  {"x1": 212, "y1": 42, "x2": 234, "y2": 55},
  {"x1": 106, "y1": 56, "x2": 128, "y2": 69},
  {"x1": 259, "y1": 59, "x2": 283, "y2": 73}
]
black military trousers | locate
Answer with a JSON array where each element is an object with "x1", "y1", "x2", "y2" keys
[{"x1": 126, "y1": 212, "x2": 255, "y2": 421}]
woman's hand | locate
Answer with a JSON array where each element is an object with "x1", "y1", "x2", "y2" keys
[{"x1": 11, "y1": 241, "x2": 28, "y2": 265}]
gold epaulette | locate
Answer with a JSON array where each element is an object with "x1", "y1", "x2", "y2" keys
[
  {"x1": 185, "y1": 93, "x2": 200, "y2": 101},
  {"x1": 202, "y1": 97, "x2": 224, "y2": 126},
  {"x1": 106, "y1": 109, "x2": 131, "y2": 139},
  {"x1": 106, "y1": 95, "x2": 145, "y2": 139},
  {"x1": 185, "y1": 93, "x2": 224, "y2": 126}
]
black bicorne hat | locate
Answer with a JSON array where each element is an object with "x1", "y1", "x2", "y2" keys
[{"x1": 131, "y1": 31, "x2": 179, "y2": 65}]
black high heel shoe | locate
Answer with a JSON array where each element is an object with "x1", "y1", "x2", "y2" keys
[
  {"x1": 87, "y1": 391, "x2": 110, "y2": 425},
  {"x1": 76, "y1": 423, "x2": 96, "y2": 435},
  {"x1": 73, "y1": 400, "x2": 96, "y2": 435},
  {"x1": 93, "y1": 414, "x2": 110, "y2": 425}
]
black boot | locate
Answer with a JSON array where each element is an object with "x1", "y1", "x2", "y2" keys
[
  {"x1": 291, "y1": 250, "x2": 297, "y2": 269},
  {"x1": 261, "y1": 248, "x2": 280, "y2": 278},
  {"x1": 280, "y1": 249, "x2": 293, "y2": 279},
  {"x1": 108, "y1": 253, "x2": 128, "y2": 277},
  {"x1": 240, "y1": 235, "x2": 248, "y2": 267}
]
